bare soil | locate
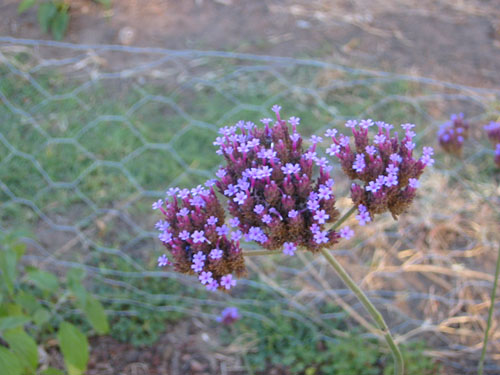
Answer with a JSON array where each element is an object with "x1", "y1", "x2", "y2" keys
[{"x1": 1, "y1": 0, "x2": 500, "y2": 88}]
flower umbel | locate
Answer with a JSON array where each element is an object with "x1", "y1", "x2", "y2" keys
[
  {"x1": 215, "y1": 107, "x2": 340, "y2": 253},
  {"x1": 326, "y1": 119, "x2": 433, "y2": 220},
  {"x1": 153, "y1": 188, "x2": 245, "y2": 291},
  {"x1": 437, "y1": 113, "x2": 469, "y2": 156}
]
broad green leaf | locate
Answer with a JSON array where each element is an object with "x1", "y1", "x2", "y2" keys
[
  {"x1": 11, "y1": 243, "x2": 26, "y2": 261},
  {"x1": 51, "y1": 10, "x2": 69, "y2": 41},
  {"x1": 3, "y1": 329, "x2": 39, "y2": 371},
  {"x1": 82, "y1": 295, "x2": 109, "y2": 334},
  {"x1": 67, "y1": 268, "x2": 86, "y2": 283},
  {"x1": 0, "y1": 316, "x2": 30, "y2": 331},
  {"x1": 41, "y1": 368, "x2": 65, "y2": 375},
  {"x1": 15, "y1": 291, "x2": 40, "y2": 314},
  {"x1": 57, "y1": 322, "x2": 89, "y2": 375},
  {"x1": 37, "y1": 2, "x2": 57, "y2": 33},
  {"x1": 0, "y1": 249, "x2": 18, "y2": 294},
  {"x1": 18, "y1": 0, "x2": 37, "y2": 14},
  {"x1": 33, "y1": 308, "x2": 51, "y2": 326},
  {"x1": 27, "y1": 269, "x2": 59, "y2": 293},
  {"x1": 0, "y1": 347, "x2": 23, "y2": 375}
]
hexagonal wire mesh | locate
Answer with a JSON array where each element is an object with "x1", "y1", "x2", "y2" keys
[{"x1": 0, "y1": 37, "x2": 500, "y2": 373}]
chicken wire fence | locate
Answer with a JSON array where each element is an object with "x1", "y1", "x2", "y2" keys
[{"x1": 0, "y1": 36, "x2": 499, "y2": 373}]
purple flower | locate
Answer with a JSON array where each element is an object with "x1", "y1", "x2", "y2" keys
[
  {"x1": 373, "y1": 134, "x2": 386, "y2": 144},
  {"x1": 408, "y1": 178, "x2": 420, "y2": 189},
  {"x1": 217, "y1": 307, "x2": 240, "y2": 324},
  {"x1": 220, "y1": 274, "x2": 237, "y2": 290},
  {"x1": 224, "y1": 184, "x2": 238, "y2": 197},
  {"x1": 192, "y1": 230, "x2": 207, "y2": 243},
  {"x1": 191, "y1": 260, "x2": 204, "y2": 273},
  {"x1": 178, "y1": 188, "x2": 190, "y2": 199},
  {"x1": 288, "y1": 210, "x2": 298, "y2": 218},
  {"x1": 356, "y1": 206, "x2": 371, "y2": 226},
  {"x1": 339, "y1": 226, "x2": 354, "y2": 240},
  {"x1": 257, "y1": 166, "x2": 273, "y2": 179},
  {"x1": 307, "y1": 199, "x2": 320, "y2": 211},
  {"x1": 290, "y1": 133, "x2": 301, "y2": 142},
  {"x1": 288, "y1": 117, "x2": 300, "y2": 126},
  {"x1": 216, "y1": 224, "x2": 229, "y2": 236},
  {"x1": 353, "y1": 154, "x2": 366, "y2": 173},
  {"x1": 390, "y1": 153, "x2": 402, "y2": 164},
  {"x1": 253, "y1": 204, "x2": 265, "y2": 215},
  {"x1": 314, "y1": 157, "x2": 329, "y2": 168},
  {"x1": 179, "y1": 230, "x2": 190, "y2": 241},
  {"x1": 159, "y1": 231, "x2": 173, "y2": 243},
  {"x1": 283, "y1": 242, "x2": 297, "y2": 256},
  {"x1": 401, "y1": 123, "x2": 415, "y2": 131},
  {"x1": 231, "y1": 230, "x2": 243, "y2": 241},
  {"x1": 178, "y1": 208, "x2": 190, "y2": 217},
  {"x1": 206, "y1": 280, "x2": 219, "y2": 292},
  {"x1": 152, "y1": 199, "x2": 163, "y2": 210},
  {"x1": 157, "y1": 254, "x2": 170, "y2": 267},
  {"x1": 271, "y1": 105, "x2": 282, "y2": 114},
  {"x1": 229, "y1": 217, "x2": 240, "y2": 228},
  {"x1": 345, "y1": 120, "x2": 358, "y2": 128},
  {"x1": 233, "y1": 191, "x2": 248, "y2": 205},
  {"x1": 310, "y1": 135, "x2": 323, "y2": 144},
  {"x1": 262, "y1": 214, "x2": 272, "y2": 224},
  {"x1": 281, "y1": 163, "x2": 301, "y2": 175},
  {"x1": 216, "y1": 168, "x2": 227, "y2": 178},
  {"x1": 313, "y1": 230, "x2": 329, "y2": 244},
  {"x1": 313, "y1": 209, "x2": 330, "y2": 224},
  {"x1": 318, "y1": 185, "x2": 332, "y2": 200},
  {"x1": 325, "y1": 128, "x2": 338, "y2": 138},
  {"x1": 193, "y1": 251, "x2": 206, "y2": 263},
  {"x1": 260, "y1": 118, "x2": 273, "y2": 125},
  {"x1": 155, "y1": 220, "x2": 169, "y2": 231},
  {"x1": 207, "y1": 216, "x2": 218, "y2": 226},
  {"x1": 199, "y1": 271, "x2": 214, "y2": 285},
  {"x1": 365, "y1": 145, "x2": 376, "y2": 156},
  {"x1": 210, "y1": 248, "x2": 224, "y2": 260},
  {"x1": 386, "y1": 164, "x2": 399, "y2": 175},
  {"x1": 339, "y1": 136, "x2": 350, "y2": 147},
  {"x1": 360, "y1": 119, "x2": 374, "y2": 129},
  {"x1": 405, "y1": 141, "x2": 416, "y2": 151},
  {"x1": 166, "y1": 187, "x2": 180, "y2": 197},
  {"x1": 384, "y1": 174, "x2": 398, "y2": 187},
  {"x1": 365, "y1": 180, "x2": 380, "y2": 193},
  {"x1": 326, "y1": 144, "x2": 341, "y2": 156}
]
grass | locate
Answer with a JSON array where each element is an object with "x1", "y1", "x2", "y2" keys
[{"x1": 1, "y1": 48, "x2": 499, "y2": 373}]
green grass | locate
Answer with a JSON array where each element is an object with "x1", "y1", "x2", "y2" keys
[{"x1": 0, "y1": 50, "x2": 464, "y2": 373}]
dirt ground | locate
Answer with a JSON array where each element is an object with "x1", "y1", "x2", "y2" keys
[{"x1": 1, "y1": 0, "x2": 500, "y2": 88}]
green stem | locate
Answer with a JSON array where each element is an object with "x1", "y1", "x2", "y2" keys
[
  {"x1": 478, "y1": 243, "x2": 500, "y2": 375},
  {"x1": 330, "y1": 206, "x2": 357, "y2": 231},
  {"x1": 242, "y1": 249, "x2": 282, "y2": 256},
  {"x1": 320, "y1": 247, "x2": 404, "y2": 375}
]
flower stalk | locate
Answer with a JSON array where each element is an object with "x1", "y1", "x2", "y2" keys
[{"x1": 478, "y1": 243, "x2": 500, "y2": 375}]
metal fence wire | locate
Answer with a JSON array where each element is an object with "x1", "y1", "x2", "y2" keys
[{"x1": 0, "y1": 36, "x2": 500, "y2": 373}]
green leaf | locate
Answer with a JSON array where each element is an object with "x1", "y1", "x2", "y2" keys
[
  {"x1": 41, "y1": 368, "x2": 65, "y2": 375},
  {"x1": 82, "y1": 295, "x2": 109, "y2": 334},
  {"x1": 0, "y1": 347, "x2": 23, "y2": 375},
  {"x1": 51, "y1": 9, "x2": 69, "y2": 41},
  {"x1": 0, "y1": 316, "x2": 30, "y2": 332},
  {"x1": 18, "y1": 0, "x2": 37, "y2": 14},
  {"x1": 27, "y1": 269, "x2": 59, "y2": 293},
  {"x1": 57, "y1": 322, "x2": 89, "y2": 375},
  {"x1": 67, "y1": 268, "x2": 86, "y2": 283},
  {"x1": 37, "y1": 2, "x2": 57, "y2": 33},
  {"x1": 15, "y1": 291, "x2": 40, "y2": 314},
  {"x1": 33, "y1": 308, "x2": 51, "y2": 326},
  {"x1": 0, "y1": 248, "x2": 18, "y2": 295},
  {"x1": 3, "y1": 329, "x2": 39, "y2": 371}
]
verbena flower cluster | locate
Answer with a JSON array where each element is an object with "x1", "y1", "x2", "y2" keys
[
  {"x1": 214, "y1": 105, "x2": 341, "y2": 253},
  {"x1": 327, "y1": 118, "x2": 434, "y2": 221},
  {"x1": 153, "y1": 105, "x2": 433, "y2": 290},
  {"x1": 484, "y1": 121, "x2": 500, "y2": 167},
  {"x1": 153, "y1": 188, "x2": 245, "y2": 291},
  {"x1": 437, "y1": 113, "x2": 469, "y2": 156}
]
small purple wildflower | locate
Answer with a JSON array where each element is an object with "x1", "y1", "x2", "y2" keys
[
  {"x1": 159, "y1": 231, "x2": 172, "y2": 243},
  {"x1": 288, "y1": 210, "x2": 298, "y2": 218},
  {"x1": 262, "y1": 214, "x2": 272, "y2": 224},
  {"x1": 152, "y1": 199, "x2": 163, "y2": 210},
  {"x1": 157, "y1": 254, "x2": 170, "y2": 267},
  {"x1": 210, "y1": 248, "x2": 224, "y2": 260},
  {"x1": 199, "y1": 271, "x2": 214, "y2": 285},
  {"x1": 353, "y1": 154, "x2": 366, "y2": 173},
  {"x1": 281, "y1": 163, "x2": 301, "y2": 175},
  {"x1": 216, "y1": 224, "x2": 229, "y2": 236},
  {"x1": 313, "y1": 210, "x2": 330, "y2": 224},
  {"x1": 313, "y1": 230, "x2": 329, "y2": 244},
  {"x1": 207, "y1": 216, "x2": 219, "y2": 226},
  {"x1": 192, "y1": 230, "x2": 207, "y2": 243},
  {"x1": 283, "y1": 242, "x2": 297, "y2": 256},
  {"x1": 229, "y1": 217, "x2": 240, "y2": 227},
  {"x1": 179, "y1": 230, "x2": 190, "y2": 241},
  {"x1": 217, "y1": 307, "x2": 240, "y2": 324},
  {"x1": 408, "y1": 178, "x2": 420, "y2": 189},
  {"x1": 234, "y1": 191, "x2": 248, "y2": 205},
  {"x1": 253, "y1": 205, "x2": 265, "y2": 215},
  {"x1": 220, "y1": 274, "x2": 237, "y2": 290},
  {"x1": 339, "y1": 226, "x2": 354, "y2": 240}
]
